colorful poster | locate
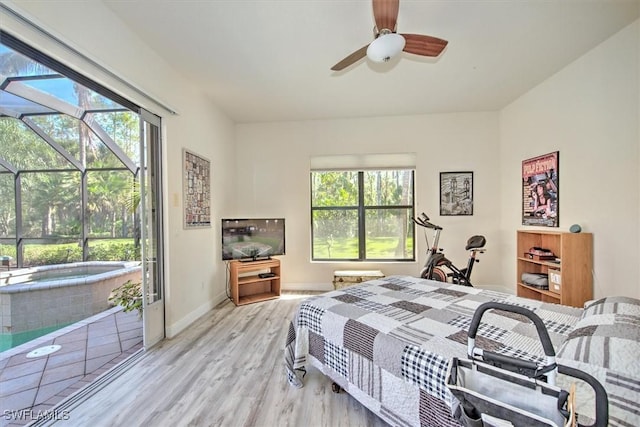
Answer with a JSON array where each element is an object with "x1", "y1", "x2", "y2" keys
[{"x1": 522, "y1": 151, "x2": 559, "y2": 227}]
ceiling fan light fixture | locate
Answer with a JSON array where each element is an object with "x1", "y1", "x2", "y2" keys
[{"x1": 366, "y1": 32, "x2": 406, "y2": 63}]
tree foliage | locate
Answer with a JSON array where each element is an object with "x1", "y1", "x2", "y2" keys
[
  {"x1": 0, "y1": 95, "x2": 139, "y2": 263},
  {"x1": 311, "y1": 170, "x2": 414, "y2": 260}
]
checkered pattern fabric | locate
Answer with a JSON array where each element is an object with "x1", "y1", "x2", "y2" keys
[
  {"x1": 284, "y1": 275, "x2": 589, "y2": 427},
  {"x1": 324, "y1": 340, "x2": 349, "y2": 378},
  {"x1": 402, "y1": 345, "x2": 451, "y2": 400},
  {"x1": 297, "y1": 301, "x2": 324, "y2": 334}
]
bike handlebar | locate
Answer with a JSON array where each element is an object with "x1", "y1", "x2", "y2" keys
[{"x1": 412, "y1": 213, "x2": 442, "y2": 230}]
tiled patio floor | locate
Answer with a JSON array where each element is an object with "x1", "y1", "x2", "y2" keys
[{"x1": 0, "y1": 307, "x2": 142, "y2": 427}]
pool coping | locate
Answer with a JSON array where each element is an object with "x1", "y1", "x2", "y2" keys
[{"x1": 0, "y1": 262, "x2": 141, "y2": 292}]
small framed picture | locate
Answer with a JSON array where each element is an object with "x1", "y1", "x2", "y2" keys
[{"x1": 440, "y1": 171, "x2": 473, "y2": 216}]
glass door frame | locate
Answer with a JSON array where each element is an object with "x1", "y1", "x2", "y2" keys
[{"x1": 139, "y1": 108, "x2": 165, "y2": 349}]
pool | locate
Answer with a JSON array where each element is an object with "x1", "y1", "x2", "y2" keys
[{"x1": 0, "y1": 261, "x2": 142, "y2": 351}]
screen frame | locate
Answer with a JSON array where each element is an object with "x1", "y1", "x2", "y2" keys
[{"x1": 221, "y1": 218, "x2": 286, "y2": 261}]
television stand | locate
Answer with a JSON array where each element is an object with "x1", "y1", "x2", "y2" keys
[
  {"x1": 239, "y1": 256, "x2": 271, "y2": 263},
  {"x1": 229, "y1": 258, "x2": 281, "y2": 306}
]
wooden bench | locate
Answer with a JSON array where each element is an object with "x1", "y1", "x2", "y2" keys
[{"x1": 332, "y1": 270, "x2": 385, "y2": 290}]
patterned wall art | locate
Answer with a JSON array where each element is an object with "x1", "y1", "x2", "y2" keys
[{"x1": 183, "y1": 149, "x2": 211, "y2": 229}]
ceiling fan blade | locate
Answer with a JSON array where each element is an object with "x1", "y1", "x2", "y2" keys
[
  {"x1": 401, "y1": 34, "x2": 448, "y2": 57},
  {"x1": 372, "y1": 0, "x2": 399, "y2": 32},
  {"x1": 331, "y1": 45, "x2": 369, "y2": 71}
]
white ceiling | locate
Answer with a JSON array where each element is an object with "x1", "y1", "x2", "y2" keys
[{"x1": 103, "y1": 0, "x2": 639, "y2": 123}]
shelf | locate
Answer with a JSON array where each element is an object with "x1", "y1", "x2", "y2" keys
[
  {"x1": 238, "y1": 275, "x2": 280, "y2": 285},
  {"x1": 517, "y1": 257, "x2": 561, "y2": 269},
  {"x1": 229, "y1": 258, "x2": 281, "y2": 306},
  {"x1": 517, "y1": 283, "x2": 560, "y2": 299},
  {"x1": 516, "y1": 230, "x2": 592, "y2": 308},
  {"x1": 238, "y1": 291, "x2": 279, "y2": 305}
]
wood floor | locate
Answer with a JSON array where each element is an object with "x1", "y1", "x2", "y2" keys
[{"x1": 62, "y1": 293, "x2": 388, "y2": 427}]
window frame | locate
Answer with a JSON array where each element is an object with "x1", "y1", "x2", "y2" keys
[{"x1": 310, "y1": 169, "x2": 416, "y2": 262}]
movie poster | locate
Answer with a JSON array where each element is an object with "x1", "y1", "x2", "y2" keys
[{"x1": 522, "y1": 151, "x2": 559, "y2": 227}]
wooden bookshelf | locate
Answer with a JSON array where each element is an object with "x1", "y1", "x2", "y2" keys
[{"x1": 516, "y1": 230, "x2": 592, "y2": 308}]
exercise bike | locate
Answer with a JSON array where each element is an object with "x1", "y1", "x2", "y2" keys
[{"x1": 412, "y1": 212, "x2": 486, "y2": 287}]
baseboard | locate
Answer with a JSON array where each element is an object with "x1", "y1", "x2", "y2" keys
[
  {"x1": 165, "y1": 290, "x2": 227, "y2": 338},
  {"x1": 282, "y1": 282, "x2": 333, "y2": 292}
]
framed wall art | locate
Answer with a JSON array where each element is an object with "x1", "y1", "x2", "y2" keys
[
  {"x1": 440, "y1": 171, "x2": 473, "y2": 216},
  {"x1": 522, "y1": 151, "x2": 559, "y2": 227},
  {"x1": 183, "y1": 149, "x2": 211, "y2": 229}
]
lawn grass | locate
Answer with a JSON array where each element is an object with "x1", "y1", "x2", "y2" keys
[{"x1": 313, "y1": 237, "x2": 413, "y2": 259}]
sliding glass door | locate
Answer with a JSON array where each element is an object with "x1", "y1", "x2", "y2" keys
[{"x1": 139, "y1": 109, "x2": 165, "y2": 348}]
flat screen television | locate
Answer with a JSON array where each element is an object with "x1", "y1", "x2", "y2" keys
[{"x1": 221, "y1": 218, "x2": 285, "y2": 261}]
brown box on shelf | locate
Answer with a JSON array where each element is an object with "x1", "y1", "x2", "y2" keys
[{"x1": 548, "y1": 269, "x2": 561, "y2": 294}]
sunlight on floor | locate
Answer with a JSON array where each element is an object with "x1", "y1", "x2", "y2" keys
[{"x1": 279, "y1": 291, "x2": 324, "y2": 300}]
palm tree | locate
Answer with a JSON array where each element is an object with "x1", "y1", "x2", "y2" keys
[
  {"x1": 1, "y1": 42, "x2": 142, "y2": 265},
  {"x1": 0, "y1": 48, "x2": 52, "y2": 76}
]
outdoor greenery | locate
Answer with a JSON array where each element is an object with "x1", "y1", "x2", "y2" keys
[
  {"x1": 0, "y1": 41, "x2": 146, "y2": 353},
  {"x1": 312, "y1": 236, "x2": 415, "y2": 259},
  {"x1": 0, "y1": 106, "x2": 140, "y2": 265},
  {"x1": 0, "y1": 45, "x2": 141, "y2": 267},
  {"x1": 0, "y1": 240, "x2": 138, "y2": 266},
  {"x1": 0, "y1": 114, "x2": 140, "y2": 237},
  {"x1": 108, "y1": 279, "x2": 143, "y2": 318},
  {"x1": 311, "y1": 170, "x2": 415, "y2": 260}
]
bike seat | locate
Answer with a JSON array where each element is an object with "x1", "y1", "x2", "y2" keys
[{"x1": 465, "y1": 235, "x2": 486, "y2": 250}]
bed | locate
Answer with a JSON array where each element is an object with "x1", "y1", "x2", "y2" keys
[{"x1": 284, "y1": 275, "x2": 640, "y2": 426}]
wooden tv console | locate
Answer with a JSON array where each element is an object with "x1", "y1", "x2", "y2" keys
[{"x1": 229, "y1": 258, "x2": 281, "y2": 306}]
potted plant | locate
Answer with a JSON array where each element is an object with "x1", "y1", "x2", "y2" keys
[{"x1": 109, "y1": 280, "x2": 143, "y2": 318}]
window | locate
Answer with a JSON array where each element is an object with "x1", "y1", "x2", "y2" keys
[{"x1": 311, "y1": 169, "x2": 415, "y2": 261}]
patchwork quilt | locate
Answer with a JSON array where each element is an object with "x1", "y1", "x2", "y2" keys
[
  {"x1": 557, "y1": 296, "x2": 640, "y2": 426},
  {"x1": 284, "y1": 276, "x2": 584, "y2": 427}
]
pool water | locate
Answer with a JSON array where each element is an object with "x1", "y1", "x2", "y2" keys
[
  {"x1": 20, "y1": 273, "x2": 93, "y2": 284},
  {"x1": 0, "y1": 261, "x2": 142, "y2": 352},
  {"x1": 0, "y1": 323, "x2": 72, "y2": 352}
]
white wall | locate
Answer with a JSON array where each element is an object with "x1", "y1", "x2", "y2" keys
[
  {"x1": 500, "y1": 21, "x2": 640, "y2": 299},
  {"x1": 1, "y1": 0, "x2": 237, "y2": 337},
  {"x1": 237, "y1": 20, "x2": 640, "y2": 300},
  {"x1": 236, "y1": 113, "x2": 504, "y2": 291}
]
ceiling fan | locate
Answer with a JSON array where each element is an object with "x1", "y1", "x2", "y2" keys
[{"x1": 331, "y1": 0, "x2": 448, "y2": 71}]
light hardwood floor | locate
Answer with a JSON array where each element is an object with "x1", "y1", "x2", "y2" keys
[{"x1": 59, "y1": 293, "x2": 388, "y2": 427}]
